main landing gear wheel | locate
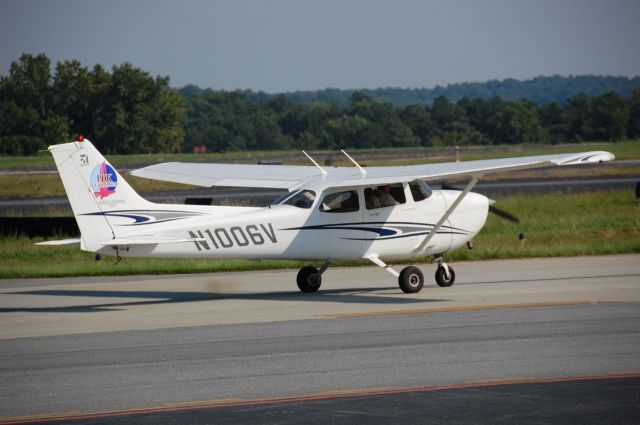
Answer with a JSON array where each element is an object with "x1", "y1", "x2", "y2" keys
[
  {"x1": 297, "y1": 266, "x2": 322, "y2": 293},
  {"x1": 398, "y1": 266, "x2": 424, "y2": 293},
  {"x1": 435, "y1": 265, "x2": 455, "y2": 287}
]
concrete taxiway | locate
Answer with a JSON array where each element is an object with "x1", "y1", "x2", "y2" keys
[
  {"x1": 0, "y1": 254, "x2": 639, "y2": 422},
  {"x1": 1, "y1": 254, "x2": 639, "y2": 339}
]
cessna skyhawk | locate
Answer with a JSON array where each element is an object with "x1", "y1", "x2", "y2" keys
[{"x1": 40, "y1": 137, "x2": 614, "y2": 293}]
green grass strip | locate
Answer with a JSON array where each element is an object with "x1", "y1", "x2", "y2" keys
[{"x1": 1, "y1": 189, "x2": 638, "y2": 279}]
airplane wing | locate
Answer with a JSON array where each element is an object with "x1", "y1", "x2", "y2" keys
[
  {"x1": 330, "y1": 150, "x2": 615, "y2": 188},
  {"x1": 130, "y1": 151, "x2": 614, "y2": 190},
  {"x1": 130, "y1": 162, "x2": 322, "y2": 189}
]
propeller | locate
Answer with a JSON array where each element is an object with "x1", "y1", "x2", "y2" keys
[
  {"x1": 488, "y1": 204, "x2": 520, "y2": 224},
  {"x1": 440, "y1": 183, "x2": 520, "y2": 224}
]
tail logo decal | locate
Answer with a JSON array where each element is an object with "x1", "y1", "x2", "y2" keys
[{"x1": 90, "y1": 161, "x2": 118, "y2": 199}]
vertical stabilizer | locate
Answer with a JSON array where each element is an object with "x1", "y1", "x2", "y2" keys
[{"x1": 48, "y1": 138, "x2": 152, "y2": 251}]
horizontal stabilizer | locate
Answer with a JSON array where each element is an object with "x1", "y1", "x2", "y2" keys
[{"x1": 35, "y1": 238, "x2": 81, "y2": 246}]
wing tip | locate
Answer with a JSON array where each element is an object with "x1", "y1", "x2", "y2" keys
[{"x1": 554, "y1": 151, "x2": 615, "y2": 165}]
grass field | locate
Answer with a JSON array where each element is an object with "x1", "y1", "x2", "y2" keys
[
  {"x1": 1, "y1": 139, "x2": 639, "y2": 170},
  {"x1": 1, "y1": 189, "x2": 638, "y2": 279}
]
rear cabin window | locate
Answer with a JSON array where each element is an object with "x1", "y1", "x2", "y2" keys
[
  {"x1": 320, "y1": 190, "x2": 359, "y2": 213},
  {"x1": 364, "y1": 184, "x2": 406, "y2": 210}
]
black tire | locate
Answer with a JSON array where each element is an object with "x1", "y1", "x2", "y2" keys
[
  {"x1": 435, "y1": 266, "x2": 455, "y2": 287},
  {"x1": 398, "y1": 266, "x2": 424, "y2": 293},
  {"x1": 297, "y1": 266, "x2": 321, "y2": 293}
]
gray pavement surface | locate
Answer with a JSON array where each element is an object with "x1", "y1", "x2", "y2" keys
[
  {"x1": 36, "y1": 377, "x2": 640, "y2": 425},
  {"x1": 0, "y1": 255, "x2": 639, "y2": 422},
  {"x1": 2, "y1": 254, "x2": 639, "y2": 339}
]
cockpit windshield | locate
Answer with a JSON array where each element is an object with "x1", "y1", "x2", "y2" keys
[
  {"x1": 273, "y1": 189, "x2": 316, "y2": 209},
  {"x1": 410, "y1": 180, "x2": 433, "y2": 202}
]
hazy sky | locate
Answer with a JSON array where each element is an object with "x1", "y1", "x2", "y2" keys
[{"x1": 1, "y1": 0, "x2": 639, "y2": 92}]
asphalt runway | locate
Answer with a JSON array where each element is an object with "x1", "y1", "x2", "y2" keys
[
  {"x1": 25, "y1": 376, "x2": 640, "y2": 425},
  {"x1": 0, "y1": 254, "x2": 639, "y2": 423}
]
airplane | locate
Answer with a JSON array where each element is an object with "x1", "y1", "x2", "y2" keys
[{"x1": 39, "y1": 136, "x2": 614, "y2": 293}]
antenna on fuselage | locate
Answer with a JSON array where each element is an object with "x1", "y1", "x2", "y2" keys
[
  {"x1": 302, "y1": 151, "x2": 328, "y2": 177},
  {"x1": 340, "y1": 150, "x2": 367, "y2": 177}
]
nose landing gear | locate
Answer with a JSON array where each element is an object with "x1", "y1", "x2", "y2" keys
[{"x1": 434, "y1": 256, "x2": 455, "y2": 287}]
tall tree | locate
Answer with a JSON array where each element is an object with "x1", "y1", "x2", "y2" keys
[
  {"x1": 52, "y1": 60, "x2": 95, "y2": 140},
  {"x1": 628, "y1": 88, "x2": 640, "y2": 138},
  {"x1": 539, "y1": 101, "x2": 567, "y2": 144},
  {"x1": 564, "y1": 93, "x2": 593, "y2": 142},
  {"x1": 99, "y1": 63, "x2": 185, "y2": 153},
  {"x1": 399, "y1": 104, "x2": 436, "y2": 146},
  {"x1": 488, "y1": 101, "x2": 549, "y2": 144},
  {"x1": 590, "y1": 92, "x2": 629, "y2": 141},
  {"x1": 321, "y1": 115, "x2": 370, "y2": 149},
  {"x1": 0, "y1": 53, "x2": 68, "y2": 154}
]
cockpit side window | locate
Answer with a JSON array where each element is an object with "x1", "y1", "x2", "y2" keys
[
  {"x1": 410, "y1": 180, "x2": 432, "y2": 202},
  {"x1": 320, "y1": 190, "x2": 359, "y2": 213},
  {"x1": 281, "y1": 190, "x2": 316, "y2": 209}
]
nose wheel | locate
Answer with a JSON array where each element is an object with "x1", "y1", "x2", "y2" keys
[{"x1": 434, "y1": 258, "x2": 455, "y2": 287}]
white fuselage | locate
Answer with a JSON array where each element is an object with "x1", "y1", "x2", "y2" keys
[{"x1": 97, "y1": 188, "x2": 489, "y2": 262}]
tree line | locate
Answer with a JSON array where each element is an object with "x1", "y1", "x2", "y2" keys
[
  {"x1": 1, "y1": 54, "x2": 639, "y2": 156},
  {"x1": 248, "y1": 75, "x2": 640, "y2": 106},
  {"x1": 182, "y1": 88, "x2": 640, "y2": 152}
]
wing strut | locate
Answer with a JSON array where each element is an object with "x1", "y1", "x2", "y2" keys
[{"x1": 413, "y1": 174, "x2": 482, "y2": 255}]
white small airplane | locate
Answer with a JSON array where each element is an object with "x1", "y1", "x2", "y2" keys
[{"x1": 40, "y1": 136, "x2": 614, "y2": 293}]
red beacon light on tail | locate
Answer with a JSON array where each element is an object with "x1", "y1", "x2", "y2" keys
[{"x1": 76, "y1": 135, "x2": 85, "y2": 142}]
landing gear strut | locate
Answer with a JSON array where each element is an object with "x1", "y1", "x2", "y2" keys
[
  {"x1": 434, "y1": 256, "x2": 455, "y2": 287},
  {"x1": 367, "y1": 256, "x2": 425, "y2": 294},
  {"x1": 296, "y1": 261, "x2": 331, "y2": 293}
]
